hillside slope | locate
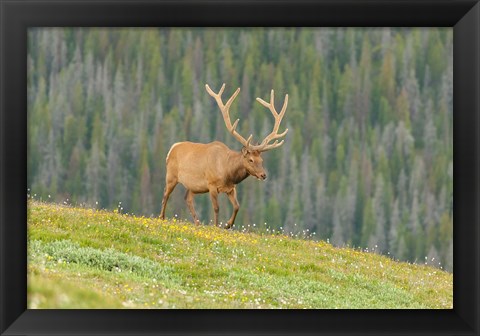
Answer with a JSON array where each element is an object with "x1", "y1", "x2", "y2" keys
[{"x1": 27, "y1": 201, "x2": 452, "y2": 309}]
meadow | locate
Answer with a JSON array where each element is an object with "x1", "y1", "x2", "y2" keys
[{"x1": 28, "y1": 200, "x2": 452, "y2": 309}]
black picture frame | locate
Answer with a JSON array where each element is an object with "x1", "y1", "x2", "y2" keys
[{"x1": 1, "y1": 0, "x2": 478, "y2": 335}]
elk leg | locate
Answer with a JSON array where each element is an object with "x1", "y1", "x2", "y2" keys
[
  {"x1": 160, "y1": 178, "x2": 177, "y2": 219},
  {"x1": 208, "y1": 188, "x2": 220, "y2": 227},
  {"x1": 225, "y1": 188, "x2": 239, "y2": 229},
  {"x1": 185, "y1": 190, "x2": 200, "y2": 225}
]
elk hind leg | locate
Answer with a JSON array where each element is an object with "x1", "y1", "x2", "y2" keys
[
  {"x1": 185, "y1": 190, "x2": 200, "y2": 225},
  {"x1": 208, "y1": 187, "x2": 220, "y2": 227},
  {"x1": 160, "y1": 177, "x2": 177, "y2": 219},
  {"x1": 225, "y1": 188, "x2": 239, "y2": 229}
]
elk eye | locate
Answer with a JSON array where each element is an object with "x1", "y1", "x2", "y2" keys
[{"x1": 249, "y1": 159, "x2": 254, "y2": 163}]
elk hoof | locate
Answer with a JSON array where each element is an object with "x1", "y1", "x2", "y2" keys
[{"x1": 224, "y1": 223, "x2": 233, "y2": 230}]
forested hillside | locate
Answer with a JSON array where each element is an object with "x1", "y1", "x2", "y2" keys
[{"x1": 27, "y1": 28, "x2": 453, "y2": 270}]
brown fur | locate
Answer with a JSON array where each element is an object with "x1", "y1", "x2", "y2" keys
[
  {"x1": 160, "y1": 84, "x2": 288, "y2": 229},
  {"x1": 159, "y1": 141, "x2": 266, "y2": 228}
]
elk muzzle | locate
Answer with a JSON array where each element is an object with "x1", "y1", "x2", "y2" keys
[{"x1": 253, "y1": 171, "x2": 267, "y2": 180}]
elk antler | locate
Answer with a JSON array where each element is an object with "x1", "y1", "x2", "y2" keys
[
  {"x1": 250, "y1": 90, "x2": 289, "y2": 152},
  {"x1": 205, "y1": 83, "x2": 253, "y2": 148}
]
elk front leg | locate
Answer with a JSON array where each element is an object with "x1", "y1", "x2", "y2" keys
[
  {"x1": 185, "y1": 190, "x2": 200, "y2": 225},
  {"x1": 225, "y1": 188, "x2": 239, "y2": 229},
  {"x1": 208, "y1": 188, "x2": 220, "y2": 227}
]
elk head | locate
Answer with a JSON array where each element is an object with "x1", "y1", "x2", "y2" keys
[{"x1": 241, "y1": 147, "x2": 266, "y2": 180}]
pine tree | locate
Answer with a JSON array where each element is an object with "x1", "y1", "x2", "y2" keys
[{"x1": 85, "y1": 141, "x2": 106, "y2": 206}]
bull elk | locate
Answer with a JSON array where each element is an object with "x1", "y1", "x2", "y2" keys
[{"x1": 159, "y1": 83, "x2": 289, "y2": 229}]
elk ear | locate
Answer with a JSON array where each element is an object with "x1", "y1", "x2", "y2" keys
[{"x1": 241, "y1": 147, "x2": 250, "y2": 157}]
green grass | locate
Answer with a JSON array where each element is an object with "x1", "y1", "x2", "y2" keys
[{"x1": 27, "y1": 200, "x2": 453, "y2": 309}]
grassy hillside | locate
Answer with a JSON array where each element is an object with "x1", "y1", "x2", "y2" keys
[{"x1": 27, "y1": 201, "x2": 453, "y2": 309}]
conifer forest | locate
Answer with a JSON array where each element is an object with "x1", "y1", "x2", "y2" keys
[{"x1": 27, "y1": 28, "x2": 453, "y2": 270}]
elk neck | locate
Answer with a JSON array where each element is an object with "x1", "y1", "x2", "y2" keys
[{"x1": 226, "y1": 150, "x2": 250, "y2": 185}]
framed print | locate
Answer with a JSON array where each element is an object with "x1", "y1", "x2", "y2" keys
[{"x1": 1, "y1": 0, "x2": 479, "y2": 335}]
